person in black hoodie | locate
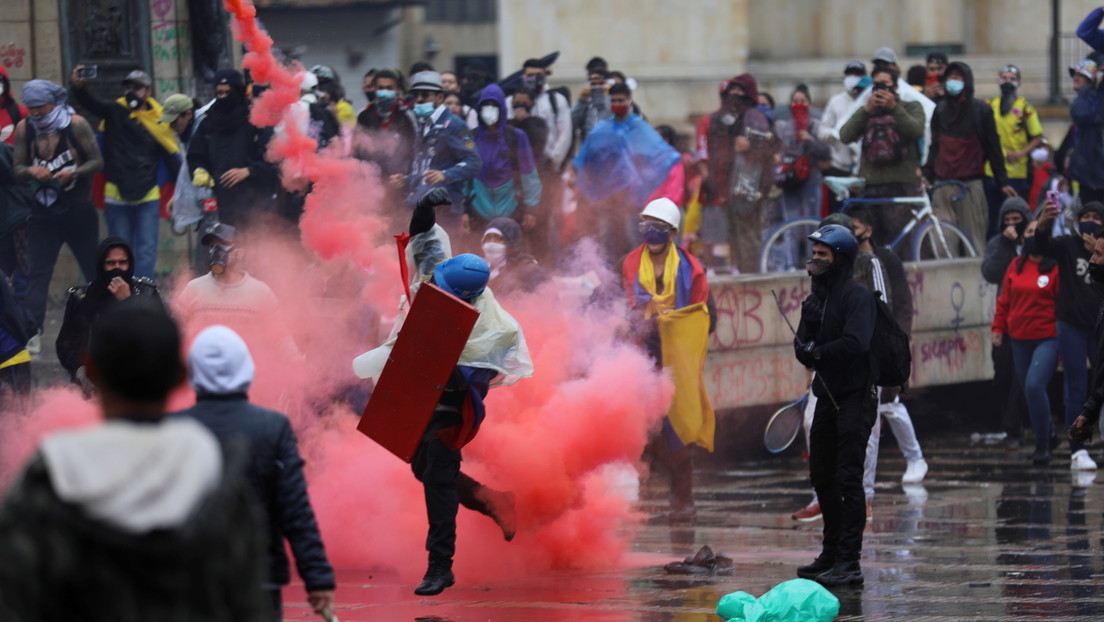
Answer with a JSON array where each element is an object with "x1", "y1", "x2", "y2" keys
[
  {"x1": 924, "y1": 61, "x2": 1015, "y2": 254},
  {"x1": 188, "y1": 69, "x2": 278, "y2": 229},
  {"x1": 793, "y1": 224, "x2": 877, "y2": 587},
  {"x1": 981, "y1": 197, "x2": 1032, "y2": 447},
  {"x1": 56, "y1": 237, "x2": 161, "y2": 390},
  {"x1": 173, "y1": 325, "x2": 336, "y2": 621},
  {"x1": 1036, "y1": 198, "x2": 1104, "y2": 469}
]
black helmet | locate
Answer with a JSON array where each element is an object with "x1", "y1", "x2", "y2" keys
[{"x1": 808, "y1": 224, "x2": 858, "y2": 262}]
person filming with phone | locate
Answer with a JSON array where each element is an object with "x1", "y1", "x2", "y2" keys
[{"x1": 1036, "y1": 197, "x2": 1104, "y2": 470}]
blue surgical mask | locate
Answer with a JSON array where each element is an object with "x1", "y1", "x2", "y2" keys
[
  {"x1": 413, "y1": 102, "x2": 435, "y2": 118},
  {"x1": 375, "y1": 89, "x2": 396, "y2": 102},
  {"x1": 945, "y1": 79, "x2": 965, "y2": 96},
  {"x1": 641, "y1": 223, "x2": 671, "y2": 246}
]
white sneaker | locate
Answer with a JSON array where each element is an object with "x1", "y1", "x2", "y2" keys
[
  {"x1": 1071, "y1": 449, "x2": 1098, "y2": 471},
  {"x1": 902, "y1": 459, "x2": 928, "y2": 484},
  {"x1": 26, "y1": 331, "x2": 42, "y2": 357}
]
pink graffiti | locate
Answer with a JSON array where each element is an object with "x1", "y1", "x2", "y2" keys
[
  {"x1": 152, "y1": 0, "x2": 174, "y2": 20},
  {"x1": 711, "y1": 284, "x2": 765, "y2": 349},
  {"x1": 709, "y1": 356, "x2": 805, "y2": 407},
  {"x1": 916, "y1": 332, "x2": 982, "y2": 373},
  {"x1": 908, "y1": 270, "x2": 924, "y2": 318}
]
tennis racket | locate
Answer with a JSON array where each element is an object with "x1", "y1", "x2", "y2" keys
[{"x1": 764, "y1": 392, "x2": 809, "y2": 453}]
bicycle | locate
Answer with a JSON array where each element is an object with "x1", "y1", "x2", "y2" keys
[{"x1": 757, "y1": 176, "x2": 977, "y2": 272}]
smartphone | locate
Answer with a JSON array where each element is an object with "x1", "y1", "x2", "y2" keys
[
  {"x1": 76, "y1": 65, "x2": 97, "y2": 80},
  {"x1": 1047, "y1": 190, "x2": 1061, "y2": 208},
  {"x1": 926, "y1": 73, "x2": 939, "y2": 87}
]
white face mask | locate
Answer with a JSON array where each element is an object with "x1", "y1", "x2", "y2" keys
[
  {"x1": 482, "y1": 241, "x2": 506, "y2": 267},
  {"x1": 1031, "y1": 147, "x2": 1049, "y2": 163},
  {"x1": 480, "y1": 105, "x2": 500, "y2": 127},
  {"x1": 843, "y1": 75, "x2": 861, "y2": 92}
]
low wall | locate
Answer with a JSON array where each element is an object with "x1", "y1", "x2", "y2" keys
[{"x1": 705, "y1": 258, "x2": 996, "y2": 411}]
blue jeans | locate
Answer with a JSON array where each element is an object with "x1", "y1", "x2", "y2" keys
[
  {"x1": 1057, "y1": 320, "x2": 1098, "y2": 452},
  {"x1": 104, "y1": 199, "x2": 160, "y2": 278},
  {"x1": 26, "y1": 205, "x2": 100, "y2": 330},
  {"x1": 1011, "y1": 337, "x2": 1059, "y2": 452}
]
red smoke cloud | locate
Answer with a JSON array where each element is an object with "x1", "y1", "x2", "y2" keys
[{"x1": 0, "y1": 0, "x2": 673, "y2": 589}]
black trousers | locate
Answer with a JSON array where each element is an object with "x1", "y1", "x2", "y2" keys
[
  {"x1": 809, "y1": 387, "x2": 877, "y2": 563},
  {"x1": 410, "y1": 410, "x2": 497, "y2": 569}
]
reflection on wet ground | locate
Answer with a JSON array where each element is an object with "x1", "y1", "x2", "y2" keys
[{"x1": 283, "y1": 435, "x2": 1104, "y2": 621}]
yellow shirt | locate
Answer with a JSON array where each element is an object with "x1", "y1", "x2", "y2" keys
[
  {"x1": 985, "y1": 96, "x2": 1043, "y2": 180},
  {"x1": 104, "y1": 182, "x2": 160, "y2": 203},
  {"x1": 0, "y1": 349, "x2": 30, "y2": 369}
]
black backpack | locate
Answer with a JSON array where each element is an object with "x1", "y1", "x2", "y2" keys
[
  {"x1": 861, "y1": 113, "x2": 905, "y2": 165},
  {"x1": 870, "y1": 291, "x2": 911, "y2": 389}
]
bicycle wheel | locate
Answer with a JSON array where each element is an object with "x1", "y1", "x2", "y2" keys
[
  {"x1": 758, "y1": 217, "x2": 822, "y2": 273},
  {"x1": 909, "y1": 219, "x2": 978, "y2": 261}
]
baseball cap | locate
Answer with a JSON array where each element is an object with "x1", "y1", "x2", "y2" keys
[
  {"x1": 201, "y1": 222, "x2": 237, "y2": 246},
  {"x1": 844, "y1": 61, "x2": 866, "y2": 76},
  {"x1": 1070, "y1": 59, "x2": 1098, "y2": 80},
  {"x1": 872, "y1": 47, "x2": 898, "y2": 65},
  {"x1": 926, "y1": 52, "x2": 949, "y2": 65},
  {"x1": 159, "y1": 93, "x2": 194, "y2": 123},
  {"x1": 410, "y1": 71, "x2": 443, "y2": 93},
  {"x1": 122, "y1": 69, "x2": 152, "y2": 87}
]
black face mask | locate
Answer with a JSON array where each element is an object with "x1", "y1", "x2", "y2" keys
[
  {"x1": 999, "y1": 82, "x2": 1017, "y2": 115},
  {"x1": 125, "y1": 91, "x2": 143, "y2": 109},
  {"x1": 1089, "y1": 262, "x2": 1104, "y2": 284},
  {"x1": 104, "y1": 268, "x2": 127, "y2": 283},
  {"x1": 806, "y1": 258, "x2": 831, "y2": 277},
  {"x1": 1013, "y1": 220, "x2": 1028, "y2": 237}
]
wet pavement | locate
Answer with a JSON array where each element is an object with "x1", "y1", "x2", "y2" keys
[{"x1": 279, "y1": 432, "x2": 1104, "y2": 621}]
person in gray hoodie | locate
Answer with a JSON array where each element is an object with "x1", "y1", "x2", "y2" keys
[
  {"x1": 982, "y1": 196, "x2": 1031, "y2": 448},
  {"x1": 174, "y1": 325, "x2": 336, "y2": 622}
]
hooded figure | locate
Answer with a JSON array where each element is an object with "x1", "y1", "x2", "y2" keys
[
  {"x1": 187, "y1": 69, "x2": 278, "y2": 227},
  {"x1": 981, "y1": 196, "x2": 1031, "y2": 286},
  {"x1": 924, "y1": 61, "x2": 1009, "y2": 187},
  {"x1": 172, "y1": 326, "x2": 336, "y2": 615},
  {"x1": 55, "y1": 237, "x2": 162, "y2": 381},
  {"x1": 0, "y1": 65, "x2": 27, "y2": 145},
  {"x1": 469, "y1": 84, "x2": 541, "y2": 223},
  {"x1": 481, "y1": 217, "x2": 545, "y2": 294}
]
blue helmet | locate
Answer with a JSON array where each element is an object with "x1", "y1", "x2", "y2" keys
[
  {"x1": 433, "y1": 253, "x2": 490, "y2": 299},
  {"x1": 808, "y1": 224, "x2": 858, "y2": 262}
]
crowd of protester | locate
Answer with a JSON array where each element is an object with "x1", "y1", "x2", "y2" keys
[{"x1": 6, "y1": 4, "x2": 1104, "y2": 612}]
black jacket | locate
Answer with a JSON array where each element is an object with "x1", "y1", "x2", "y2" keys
[
  {"x1": 924, "y1": 62, "x2": 1009, "y2": 186},
  {"x1": 0, "y1": 451, "x2": 269, "y2": 622},
  {"x1": 55, "y1": 238, "x2": 162, "y2": 379},
  {"x1": 187, "y1": 114, "x2": 277, "y2": 226},
  {"x1": 354, "y1": 103, "x2": 417, "y2": 178},
  {"x1": 1082, "y1": 303, "x2": 1104, "y2": 424},
  {"x1": 1034, "y1": 219, "x2": 1104, "y2": 331},
  {"x1": 796, "y1": 259, "x2": 877, "y2": 400},
  {"x1": 173, "y1": 396, "x2": 335, "y2": 592},
  {"x1": 71, "y1": 86, "x2": 180, "y2": 201}
]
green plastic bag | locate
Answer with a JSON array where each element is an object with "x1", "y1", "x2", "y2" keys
[{"x1": 716, "y1": 578, "x2": 840, "y2": 622}]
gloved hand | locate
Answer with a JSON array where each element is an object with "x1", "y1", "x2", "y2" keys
[
  {"x1": 416, "y1": 186, "x2": 452, "y2": 211},
  {"x1": 794, "y1": 338, "x2": 817, "y2": 368},
  {"x1": 800, "y1": 295, "x2": 823, "y2": 325},
  {"x1": 192, "y1": 168, "x2": 215, "y2": 188}
]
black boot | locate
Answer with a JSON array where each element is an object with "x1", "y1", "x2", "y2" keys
[
  {"x1": 815, "y1": 561, "x2": 864, "y2": 587},
  {"x1": 414, "y1": 565, "x2": 455, "y2": 596},
  {"x1": 796, "y1": 555, "x2": 834, "y2": 579}
]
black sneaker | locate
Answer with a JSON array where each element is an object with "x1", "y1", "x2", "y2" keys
[
  {"x1": 797, "y1": 555, "x2": 834, "y2": 579},
  {"x1": 815, "y1": 561, "x2": 864, "y2": 587},
  {"x1": 1032, "y1": 449, "x2": 1051, "y2": 466},
  {"x1": 414, "y1": 565, "x2": 455, "y2": 596}
]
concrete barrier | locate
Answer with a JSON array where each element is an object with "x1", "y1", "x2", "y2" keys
[{"x1": 705, "y1": 258, "x2": 995, "y2": 410}]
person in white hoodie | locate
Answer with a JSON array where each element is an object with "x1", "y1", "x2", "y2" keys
[
  {"x1": 818, "y1": 61, "x2": 868, "y2": 182},
  {"x1": 0, "y1": 299, "x2": 270, "y2": 622}
]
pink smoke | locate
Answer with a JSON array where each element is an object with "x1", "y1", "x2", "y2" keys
[{"x1": 0, "y1": 0, "x2": 675, "y2": 589}]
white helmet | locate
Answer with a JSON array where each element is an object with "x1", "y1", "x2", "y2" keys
[
  {"x1": 641, "y1": 198, "x2": 681, "y2": 231},
  {"x1": 299, "y1": 71, "x2": 319, "y2": 93}
]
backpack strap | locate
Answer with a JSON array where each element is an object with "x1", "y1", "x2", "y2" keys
[
  {"x1": 2, "y1": 99, "x2": 22, "y2": 129},
  {"x1": 505, "y1": 127, "x2": 523, "y2": 206}
]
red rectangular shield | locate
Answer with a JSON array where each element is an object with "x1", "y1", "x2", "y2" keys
[{"x1": 357, "y1": 283, "x2": 480, "y2": 462}]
